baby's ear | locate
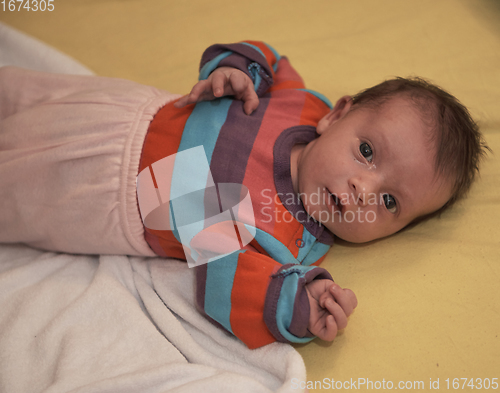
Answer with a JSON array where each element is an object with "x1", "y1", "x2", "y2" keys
[{"x1": 317, "y1": 96, "x2": 353, "y2": 134}]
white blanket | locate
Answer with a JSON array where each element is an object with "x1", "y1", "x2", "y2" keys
[{"x1": 0, "y1": 22, "x2": 306, "y2": 393}]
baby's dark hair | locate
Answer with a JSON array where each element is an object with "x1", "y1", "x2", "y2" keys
[{"x1": 351, "y1": 77, "x2": 488, "y2": 218}]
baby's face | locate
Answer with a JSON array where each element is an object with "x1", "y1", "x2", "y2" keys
[{"x1": 292, "y1": 95, "x2": 453, "y2": 243}]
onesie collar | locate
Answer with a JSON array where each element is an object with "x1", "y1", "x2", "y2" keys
[{"x1": 273, "y1": 125, "x2": 334, "y2": 246}]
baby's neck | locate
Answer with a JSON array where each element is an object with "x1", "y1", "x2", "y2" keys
[{"x1": 290, "y1": 143, "x2": 307, "y2": 195}]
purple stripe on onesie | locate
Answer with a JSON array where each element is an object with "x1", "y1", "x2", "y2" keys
[{"x1": 208, "y1": 97, "x2": 269, "y2": 185}]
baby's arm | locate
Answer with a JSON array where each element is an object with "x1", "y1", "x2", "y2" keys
[
  {"x1": 174, "y1": 67, "x2": 259, "y2": 115},
  {"x1": 306, "y1": 280, "x2": 357, "y2": 341},
  {"x1": 174, "y1": 41, "x2": 279, "y2": 116}
]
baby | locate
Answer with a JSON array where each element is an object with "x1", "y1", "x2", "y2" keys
[{"x1": 0, "y1": 41, "x2": 486, "y2": 349}]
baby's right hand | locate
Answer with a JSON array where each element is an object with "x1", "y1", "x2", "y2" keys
[
  {"x1": 174, "y1": 66, "x2": 260, "y2": 115},
  {"x1": 306, "y1": 279, "x2": 358, "y2": 342}
]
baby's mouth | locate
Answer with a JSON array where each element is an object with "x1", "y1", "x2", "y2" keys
[{"x1": 326, "y1": 188, "x2": 343, "y2": 214}]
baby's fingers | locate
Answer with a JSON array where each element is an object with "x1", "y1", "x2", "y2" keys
[
  {"x1": 211, "y1": 70, "x2": 229, "y2": 98},
  {"x1": 242, "y1": 92, "x2": 260, "y2": 115},
  {"x1": 173, "y1": 94, "x2": 191, "y2": 109},
  {"x1": 314, "y1": 314, "x2": 338, "y2": 342},
  {"x1": 226, "y1": 72, "x2": 259, "y2": 115},
  {"x1": 322, "y1": 296, "x2": 348, "y2": 330},
  {"x1": 330, "y1": 285, "x2": 357, "y2": 316},
  {"x1": 344, "y1": 288, "x2": 358, "y2": 309},
  {"x1": 174, "y1": 80, "x2": 213, "y2": 108}
]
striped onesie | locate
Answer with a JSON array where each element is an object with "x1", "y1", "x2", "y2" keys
[
  {"x1": 138, "y1": 41, "x2": 336, "y2": 348},
  {"x1": 0, "y1": 41, "x2": 336, "y2": 349}
]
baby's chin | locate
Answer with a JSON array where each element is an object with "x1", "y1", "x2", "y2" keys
[
  {"x1": 329, "y1": 227, "x2": 387, "y2": 244},
  {"x1": 331, "y1": 223, "x2": 409, "y2": 243},
  {"x1": 334, "y1": 234, "x2": 378, "y2": 244}
]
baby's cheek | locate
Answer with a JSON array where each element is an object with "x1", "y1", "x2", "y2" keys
[{"x1": 338, "y1": 216, "x2": 382, "y2": 243}]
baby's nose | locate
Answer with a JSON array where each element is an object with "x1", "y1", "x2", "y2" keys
[{"x1": 348, "y1": 176, "x2": 380, "y2": 206}]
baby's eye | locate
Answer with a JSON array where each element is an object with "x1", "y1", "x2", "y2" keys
[
  {"x1": 359, "y1": 142, "x2": 373, "y2": 162},
  {"x1": 383, "y1": 194, "x2": 397, "y2": 214}
]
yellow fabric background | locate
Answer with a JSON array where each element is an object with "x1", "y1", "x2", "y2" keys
[{"x1": 2, "y1": 0, "x2": 499, "y2": 390}]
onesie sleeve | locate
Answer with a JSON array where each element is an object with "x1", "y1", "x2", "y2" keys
[
  {"x1": 196, "y1": 248, "x2": 333, "y2": 349},
  {"x1": 198, "y1": 41, "x2": 283, "y2": 97}
]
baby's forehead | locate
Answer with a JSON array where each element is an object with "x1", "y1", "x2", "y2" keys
[
  {"x1": 354, "y1": 94, "x2": 437, "y2": 135},
  {"x1": 361, "y1": 95, "x2": 444, "y2": 176},
  {"x1": 371, "y1": 92, "x2": 437, "y2": 116},
  {"x1": 356, "y1": 89, "x2": 437, "y2": 115}
]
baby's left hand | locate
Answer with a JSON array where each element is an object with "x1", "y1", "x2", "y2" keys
[
  {"x1": 174, "y1": 66, "x2": 259, "y2": 115},
  {"x1": 306, "y1": 279, "x2": 357, "y2": 342}
]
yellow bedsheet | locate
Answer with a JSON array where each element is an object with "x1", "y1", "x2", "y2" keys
[{"x1": 2, "y1": 0, "x2": 498, "y2": 390}]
